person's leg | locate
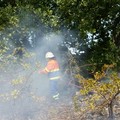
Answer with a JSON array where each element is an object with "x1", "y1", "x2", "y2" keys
[{"x1": 50, "y1": 80, "x2": 59, "y2": 99}]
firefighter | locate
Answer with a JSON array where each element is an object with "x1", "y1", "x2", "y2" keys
[{"x1": 39, "y1": 52, "x2": 60, "y2": 100}]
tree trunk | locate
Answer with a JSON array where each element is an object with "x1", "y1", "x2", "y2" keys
[{"x1": 108, "y1": 101, "x2": 114, "y2": 120}]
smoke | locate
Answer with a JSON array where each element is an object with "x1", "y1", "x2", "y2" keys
[
  {"x1": 0, "y1": 32, "x2": 74, "y2": 119},
  {"x1": 0, "y1": 10, "x2": 78, "y2": 120}
]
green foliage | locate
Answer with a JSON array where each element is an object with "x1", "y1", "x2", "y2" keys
[
  {"x1": 85, "y1": 39, "x2": 120, "y2": 72},
  {"x1": 53, "y1": 0, "x2": 120, "y2": 71},
  {"x1": 0, "y1": 0, "x2": 120, "y2": 69}
]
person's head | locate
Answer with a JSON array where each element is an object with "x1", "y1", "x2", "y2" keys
[{"x1": 45, "y1": 52, "x2": 55, "y2": 60}]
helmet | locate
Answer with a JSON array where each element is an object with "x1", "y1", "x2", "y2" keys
[{"x1": 45, "y1": 52, "x2": 54, "y2": 59}]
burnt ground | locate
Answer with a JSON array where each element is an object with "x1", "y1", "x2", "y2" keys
[
  {"x1": 0, "y1": 69, "x2": 119, "y2": 120},
  {"x1": 0, "y1": 93, "x2": 119, "y2": 120}
]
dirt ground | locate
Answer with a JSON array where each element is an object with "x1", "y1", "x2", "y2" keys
[{"x1": 0, "y1": 95, "x2": 119, "y2": 120}]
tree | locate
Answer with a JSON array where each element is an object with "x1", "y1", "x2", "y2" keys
[
  {"x1": 51, "y1": 0, "x2": 120, "y2": 71},
  {"x1": 74, "y1": 64, "x2": 120, "y2": 120},
  {"x1": 1, "y1": 0, "x2": 120, "y2": 72}
]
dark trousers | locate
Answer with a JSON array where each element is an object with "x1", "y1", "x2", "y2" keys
[{"x1": 49, "y1": 80, "x2": 58, "y2": 96}]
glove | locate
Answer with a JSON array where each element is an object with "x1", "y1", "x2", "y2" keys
[{"x1": 38, "y1": 70, "x2": 44, "y2": 74}]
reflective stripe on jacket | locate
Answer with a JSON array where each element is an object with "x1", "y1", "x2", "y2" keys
[{"x1": 43, "y1": 59, "x2": 60, "y2": 80}]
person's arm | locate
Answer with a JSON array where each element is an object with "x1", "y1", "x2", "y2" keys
[
  {"x1": 39, "y1": 61, "x2": 53, "y2": 74},
  {"x1": 38, "y1": 69, "x2": 47, "y2": 74}
]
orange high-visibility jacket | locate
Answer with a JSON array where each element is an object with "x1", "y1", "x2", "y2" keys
[{"x1": 42, "y1": 59, "x2": 60, "y2": 80}]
